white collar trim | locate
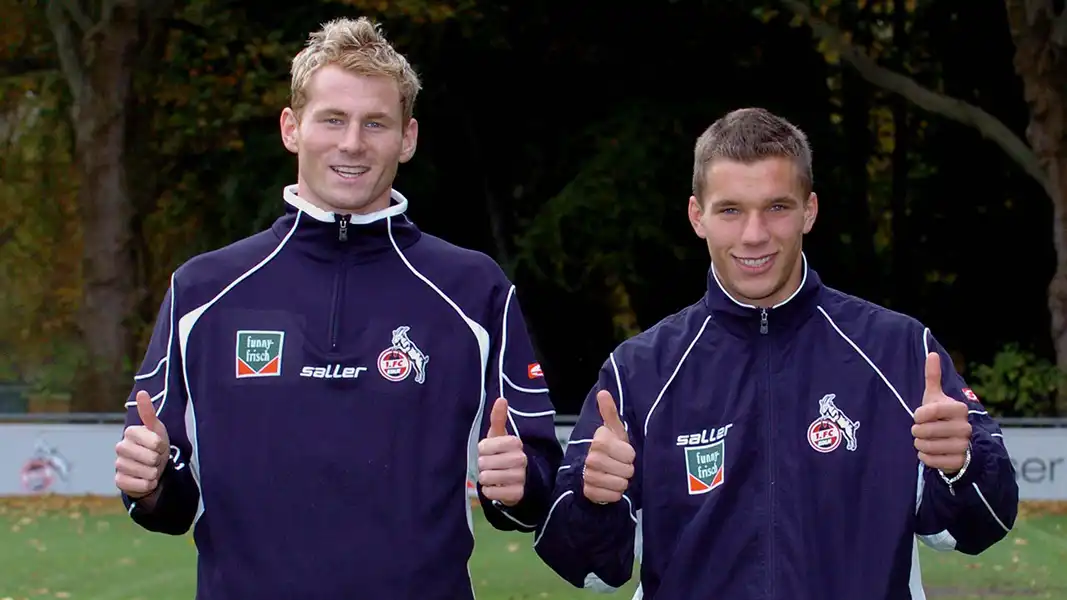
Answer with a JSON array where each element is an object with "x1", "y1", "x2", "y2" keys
[{"x1": 282, "y1": 184, "x2": 409, "y2": 224}]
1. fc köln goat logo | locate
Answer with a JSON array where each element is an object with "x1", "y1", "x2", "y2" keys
[
  {"x1": 235, "y1": 330, "x2": 285, "y2": 378},
  {"x1": 377, "y1": 326, "x2": 429, "y2": 384},
  {"x1": 807, "y1": 393, "x2": 860, "y2": 453}
]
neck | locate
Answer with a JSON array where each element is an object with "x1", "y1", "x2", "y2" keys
[
  {"x1": 296, "y1": 180, "x2": 392, "y2": 216},
  {"x1": 283, "y1": 184, "x2": 409, "y2": 224},
  {"x1": 713, "y1": 253, "x2": 808, "y2": 310}
]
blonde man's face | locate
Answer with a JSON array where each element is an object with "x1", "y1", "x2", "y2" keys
[{"x1": 280, "y1": 64, "x2": 418, "y2": 215}]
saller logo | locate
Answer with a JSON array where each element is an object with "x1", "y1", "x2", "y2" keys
[
  {"x1": 678, "y1": 424, "x2": 732, "y2": 495},
  {"x1": 301, "y1": 365, "x2": 368, "y2": 379},
  {"x1": 235, "y1": 330, "x2": 284, "y2": 378},
  {"x1": 378, "y1": 326, "x2": 429, "y2": 384}
]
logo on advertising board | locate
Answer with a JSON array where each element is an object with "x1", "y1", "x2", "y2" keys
[{"x1": 20, "y1": 439, "x2": 72, "y2": 494}]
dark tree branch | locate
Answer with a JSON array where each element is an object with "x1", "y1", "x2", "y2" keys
[
  {"x1": 1052, "y1": 5, "x2": 1067, "y2": 47},
  {"x1": 44, "y1": 0, "x2": 88, "y2": 104},
  {"x1": 60, "y1": 0, "x2": 94, "y2": 32},
  {"x1": 778, "y1": 0, "x2": 1053, "y2": 198}
]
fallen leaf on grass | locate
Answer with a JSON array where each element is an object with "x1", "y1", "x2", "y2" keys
[
  {"x1": 1014, "y1": 537, "x2": 1029, "y2": 545},
  {"x1": 507, "y1": 542, "x2": 520, "y2": 553}
]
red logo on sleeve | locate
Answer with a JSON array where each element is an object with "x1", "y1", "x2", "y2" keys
[
  {"x1": 527, "y1": 363, "x2": 543, "y2": 379},
  {"x1": 962, "y1": 387, "x2": 980, "y2": 402}
]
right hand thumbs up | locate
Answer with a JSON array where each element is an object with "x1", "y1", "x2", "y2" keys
[
  {"x1": 582, "y1": 390, "x2": 636, "y2": 504},
  {"x1": 115, "y1": 391, "x2": 171, "y2": 499}
]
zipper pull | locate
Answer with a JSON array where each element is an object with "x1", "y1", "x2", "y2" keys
[
  {"x1": 337, "y1": 214, "x2": 349, "y2": 242},
  {"x1": 760, "y1": 308, "x2": 768, "y2": 335}
]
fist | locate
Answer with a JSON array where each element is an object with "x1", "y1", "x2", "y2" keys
[
  {"x1": 477, "y1": 397, "x2": 527, "y2": 507},
  {"x1": 115, "y1": 390, "x2": 171, "y2": 499},
  {"x1": 582, "y1": 390, "x2": 636, "y2": 504},
  {"x1": 912, "y1": 352, "x2": 973, "y2": 474}
]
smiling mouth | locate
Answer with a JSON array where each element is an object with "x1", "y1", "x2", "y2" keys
[
  {"x1": 733, "y1": 254, "x2": 776, "y2": 271},
  {"x1": 331, "y1": 166, "x2": 369, "y2": 179}
]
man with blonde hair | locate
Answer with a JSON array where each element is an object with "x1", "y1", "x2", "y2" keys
[
  {"x1": 534, "y1": 107, "x2": 1018, "y2": 599},
  {"x1": 113, "y1": 17, "x2": 562, "y2": 598}
]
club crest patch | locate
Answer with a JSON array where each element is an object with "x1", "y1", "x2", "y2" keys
[
  {"x1": 235, "y1": 330, "x2": 284, "y2": 378},
  {"x1": 377, "y1": 326, "x2": 429, "y2": 384},
  {"x1": 807, "y1": 393, "x2": 860, "y2": 453}
]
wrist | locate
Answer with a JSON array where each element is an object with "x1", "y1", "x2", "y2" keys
[{"x1": 938, "y1": 443, "x2": 972, "y2": 494}]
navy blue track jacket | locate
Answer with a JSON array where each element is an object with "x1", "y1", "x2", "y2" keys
[
  {"x1": 121, "y1": 185, "x2": 563, "y2": 600},
  {"x1": 534, "y1": 256, "x2": 1019, "y2": 600}
]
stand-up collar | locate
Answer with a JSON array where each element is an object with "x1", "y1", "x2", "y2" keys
[
  {"x1": 271, "y1": 184, "x2": 422, "y2": 262},
  {"x1": 703, "y1": 253, "x2": 823, "y2": 337}
]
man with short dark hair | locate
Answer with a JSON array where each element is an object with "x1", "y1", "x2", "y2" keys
[{"x1": 533, "y1": 107, "x2": 1019, "y2": 599}]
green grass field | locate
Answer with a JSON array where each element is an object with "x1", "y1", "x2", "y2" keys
[{"x1": 1, "y1": 497, "x2": 1065, "y2": 600}]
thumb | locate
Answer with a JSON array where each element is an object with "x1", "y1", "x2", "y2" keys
[
  {"x1": 135, "y1": 391, "x2": 164, "y2": 435},
  {"x1": 487, "y1": 397, "x2": 508, "y2": 438},
  {"x1": 923, "y1": 352, "x2": 942, "y2": 404},
  {"x1": 596, "y1": 390, "x2": 627, "y2": 441}
]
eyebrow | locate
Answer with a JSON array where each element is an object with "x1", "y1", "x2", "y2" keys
[
  {"x1": 310, "y1": 109, "x2": 394, "y2": 122},
  {"x1": 711, "y1": 196, "x2": 799, "y2": 210},
  {"x1": 311, "y1": 108, "x2": 348, "y2": 119}
]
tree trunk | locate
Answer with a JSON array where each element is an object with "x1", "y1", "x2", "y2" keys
[
  {"x1": 1004, "y1": 1, "x2": 1067, "y2": 415},
  {"x1": 839, "y1": 3, "x2": 882, "y2": 303},
  {"x1": 889, "y1": 0, "x2": 912, "y2": 314},
  {"x1": 45, "y1": 2, "x2": 171, "y2": 412}
]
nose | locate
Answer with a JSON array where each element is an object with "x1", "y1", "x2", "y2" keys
[
  {"x1": 740, "y1": 212, "x2": 771, "y2": 246},
  {"x1": 337, "y1": 124, "x2": 364, "y2": 154}
]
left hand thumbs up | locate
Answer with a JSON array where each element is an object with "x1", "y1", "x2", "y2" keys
[
  {"x1": 477, "y1": 398, "x2": 527, "y2": 506},
  {"x1": 912, "y1": 352, "x2": 972, "y2": 474}
]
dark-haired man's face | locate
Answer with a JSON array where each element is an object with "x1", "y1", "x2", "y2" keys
[{"x1": 687, "y1": 157, "x2": 817, "y2": 308}]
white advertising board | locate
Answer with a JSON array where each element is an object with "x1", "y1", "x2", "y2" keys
[
  {"x1": 1, "y1": 423, "x2": 1063, "y2": 500},
  {"x1": 0, "y1": 423, "x2": 121, "y2": 496}
]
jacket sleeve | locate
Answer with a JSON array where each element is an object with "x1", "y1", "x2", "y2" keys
[
  {"x1": 476, "y1": 284, "x2": 564, "y2": 532},
  {"x1": 533, "y1": 356, "x2": 641, "y2": 591},
  {"x1": 120, "y1": 273, "x2": 201, "y2": 536},
  {"x1": 914, "y1": 328, "x2": 1019, "y2": 555}
]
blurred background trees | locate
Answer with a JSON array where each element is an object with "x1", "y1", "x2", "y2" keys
[{"x1": 1, "y1": 0, "x2": 1064, "y2": 417}]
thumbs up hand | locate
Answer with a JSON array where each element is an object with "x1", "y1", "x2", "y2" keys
[
  {"x1": 115, "y1": 391, "x2": 171, "y2": 499},
  {"x1": 477, "y1": 398, "x2": 527, "y2": 507},
  {"x1": 582, "y1": 391, "x2": 636, "y2": 504},
  {"x1": 911, "y1": 352, "x2": 972, "y2": 474}
]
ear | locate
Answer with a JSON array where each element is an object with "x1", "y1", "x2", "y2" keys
[
  {"x1": 802, "y1": 192, "x2": 818, "y2": 234},
  {"x1": 688, "y1": 195, "x2": 707, "y2": 239},
  {"x1": 280, "y1": 107, "x2": 300, "y2": 154},
  {"x1": 399, "y1": 118, "x2": 419, "y2": 164}
]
